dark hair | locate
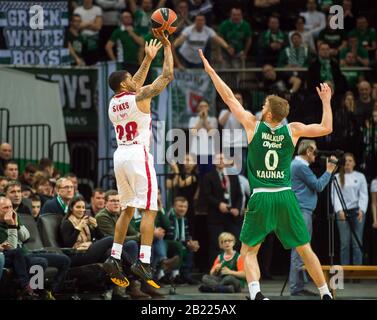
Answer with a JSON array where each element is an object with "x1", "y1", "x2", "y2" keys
[
  {"x1": 174, "y1": 196, "x2": 188, "y2": 204},
  {"x1": 0, "y1": 176, "x2": 8, "y2": 182},
  {"x1": 105, "y1": 189, "x2": 118, "y2": 202},
  {"x1": 64, "y1": 172, "x2": 77, "y2": 179},
  {"x1": 30, "y1": 194, "x2": 41, "y2": 202},
  {"x1": 296, "y1": 16, "x2": 306, "y2": 24},
  {"x1": 4, "y1": 180, "x2": 21, "y2": 193},
  {"x1": 38, "y1": 158, "x2": 53, "y2": 170},
  {"x1": 24, "y1": 163, "x2": 37, "y2": 174},
  {"x1": 67, "y1": 195, "x2": 86, "y2": 217},
  {"x1": 4, "y1": 160, "x2": 18, "y2": 170},
  {"x1": 318, "y1": 41, "x2": 330, "y2": 48},
  {"x1": 108, "y1": 71, "x2": 129, "y2": 92},
  {"x1": 92, "y1": 187, "x2": 105, "y2": 197}
]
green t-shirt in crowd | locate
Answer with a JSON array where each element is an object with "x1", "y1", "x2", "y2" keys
[
  {"x1": 348, "y1": 28, "x2": 377, "y2": 49},
  {"x1": 110, "y1": 27, "x2": 141, "y2": 64},
  {"x1": 339, "y1": 46, "x2": 369, "y2": 65},
  {"x1": 342, "y1": 70, "x2": 364, "y2": 90},
  {"x1": 260, "y1": 29, "x2": 287, "y2": 49},
  {"x1": 318, "y1": 29, "x2": 346, "y2": 49},
  {"x1": 134, "y1": 8, "x2": 152, "y2": 36},
  {"x1": 218, "y1": 19, "x2": 252, "y2": 53},
  {"x1": 67, "y1": 29, "x2": 86, "y2": 59}
]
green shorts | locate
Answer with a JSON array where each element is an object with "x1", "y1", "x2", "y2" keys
[{"x1": 240, "y1": 189, "x2": 310, "y2": 249}]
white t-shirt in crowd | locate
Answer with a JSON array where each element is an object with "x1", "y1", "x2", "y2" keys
[
  {"x1": 179, "y1": 25, "x2": 216, "y2": 64},
  {"x1": 74, "y1": 5, "x2": 103, "y2": 36},
  {"x1": 218, "y1": 109, "x2": 247, "y2": 148},
  {"x1": 371, "y1": 179, "x2": 377, "y2": 193},
  {"x1": 188, "y1": 115, "x2": 218, "y2": 156}
]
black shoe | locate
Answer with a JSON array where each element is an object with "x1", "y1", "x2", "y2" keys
[
  {"x1": 173, "y1": 275, "x2": 186, "y2": 285},
  {"x1": 103, "y1": 257, "x2": 130, "y2": 288},
  {"x1": 131, "y1": 260, "x2": 160, "y2": 289},
  {"x1": 246, "y1": 292, "x2": 269, "y2": 300},
  {"x1": 182, "y1": 275, "x2": 200, "y2": 285},
  {"x1": 291, "y1": 289, "x2": 319, "y2": 297},
  {"x1": 159, "y1": 274, "x2": 172, "y2": 285},
  {"x1": 321, "y1": 294, "x2": 333, "y2": 300},
  {"x1": 199, "y1": 285, "x2": 215, "y2": 293}
]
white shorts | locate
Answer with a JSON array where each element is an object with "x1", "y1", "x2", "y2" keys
[{"x1": 113, "y1": 145, "x2": 158, "y2": 211}]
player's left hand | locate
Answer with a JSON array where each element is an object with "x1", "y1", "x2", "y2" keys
[
  {"x1": 145, "y1": 38, "x2": 163, "y2": 60},
  {"x1": 198, "y1": 49, "x2": 214, "y2": 74},
  {"x1": 152, "y1": 29, "x2": 170, "y2": 47},
  {"x1": 316, "y1": 82, "x2": 332, "y2": 102}
]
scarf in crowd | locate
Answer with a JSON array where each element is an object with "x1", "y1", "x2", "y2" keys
[
  {"x1": 318, "y1": 57, "x2": 334, "y2": 84},
  {"x1": 68, "y1": 215, "x2": 92, "y2": 250},
  {"x1": 286, "y1": 46, "x2": 308, "y2": 66},
  {"x1": 57, "y1": 195, "x2": 68, "y2": 214},
  {"x1": 172, "y1": 212, "x2": 186, "y2": 242}
]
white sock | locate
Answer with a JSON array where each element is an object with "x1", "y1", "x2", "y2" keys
[
  {"x1": 248, "y1": 281, "x2": 261, "y2": 300},
  {"x1": 157, "y1": 269, "x2": 165, "y2": 280},
  {"x1": 171, "y1": 269, "x2": 179, "y2": 278},
  {"x1": 111, "y1": 243, "x2": 123, "y2": 260},
  {"x1": 318, "y1": 284, "x2": 332, "y2": 299},
  {"x1": 139, "y1": 245, "x2": 152, "y2": 264}
]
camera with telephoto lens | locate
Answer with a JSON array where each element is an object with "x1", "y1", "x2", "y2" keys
[{"x1": 316, "y1": 149, "x2": 345, "y2": 167}]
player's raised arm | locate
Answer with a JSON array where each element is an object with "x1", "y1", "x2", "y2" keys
[
  {"x1": 135, "y1": 31, "x2": 174, "y2": 103},
  {"x1": 132, "y1": 39, "x2": 162, "y2": 89},
  {"x1": 198, "y1": 49, "x2": 256, "y2": 133},
  {"x1": 290, "y1": 83, "x2": 333, "y2": 141}
]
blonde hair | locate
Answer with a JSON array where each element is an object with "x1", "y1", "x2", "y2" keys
[
  {"x1": 266, "y1": 95, "x2": 290, "y2": 122},
  {"x1": 218, "y1": 232, "x2": 236, "y2": 248}
]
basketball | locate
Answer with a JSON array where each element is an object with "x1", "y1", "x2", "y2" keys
[{"x1": 150, "y1": 8, "x2": 178, "y2": 35}]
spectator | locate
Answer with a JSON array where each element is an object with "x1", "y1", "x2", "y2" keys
[
  {"x1": 307, "y1": 42, "x2": 348, "y2": 95},
  {"x1": 0, "y1": 196, "x2": 71, "y2": 299},
  {"x1": 373, "y1": 82, "x2": 377, "y2": 102},
  {"x1": 174, "y1": 0, "x2": 193, "y2": 36},
  {"x1": 202, "y1": 153, "x2": 242, "y2": 264},
  {"x1": 173, "y1": 15, "x2": 233, "y2": 69},
  {"x1": 253, "y1": 0, "x2": 281, "y2": 30},
  {"x1": 21, "y1": 185, "x2": 33, "y2": 199},
  {"x1": 341, "y1": 52, "x2": 366, "y2": 92},
  {"x1": 342, "y1": 0, "x2": 356, "y2": 33},
  {"x1": 88, "y1": 188, "x2": 105, "y2": 217},
  {"x1": 94, "y1": 190, "x2": 156, "y2": 299},
  {"x1": 30, "y1": 194, "x2": 41, "y2": 220},
  {"x1": 299, "y1": 0, "x2": 326, "y2": 38},
  {"x1": 74, "y1": 0, "x2": 103, "y2": 65},
  {"x1": 18, "y1": 163, "x2": 37, "y2": 189},
  {"x1": 38, "y1": 158, "x2": 55, "y2": 178},
  {"x1": 4, "y1": 180, "x2": 31, "y2": 215},
  {"x1": 218, "y1": 91, "x2": 248, "y2": 174},
  {"x1": 317, "y1": 14, "x2": 347, "y2": 59},
  {"x1": 257, "y1": 15, "x2": 288, "y2": 66},
  {"x1": 41, "y1": 178, "x2": 75, "y2": 216},
  {"x1": 260, "y1": 64, "x2": 302, "y2": 99},
  {"x1": 362, "y1": 107, "x2": 377, "y2": 176},
  {"x1": 348, "y1": 16, "x2": 377, "y2": 59},
  {"x1": 288, "y1": 16, "x2": 316, "y2": 53},
  {"x1": 339, "y1": 35, "x2": 369, "y2": 67},
  {"x1": 277, "y1": 32, "x2": 311, "y2": 68},
  {"x1": 199, "y1": 232, "x2": 245, "y2": 293},
  {"x1": 289, "y1": 140, "x2": 336, "y2": 297},
  {"x1": 355, "y1": 81, "x2": 374, "y2": 126},
  {"x1": 218, "y1": 7, "x2": 252, "y2": 68},
  {"x1": 65, "y1": 173, "x2": 80, "y2": 196},
  {"x1": 32, "y1": 173, "x2": 54, "y2": 206},
  {"x1": 0, "y1": 176, "x2": 8, "y2": 194},
  {"x1": 128, "y1": 0, "x2": 167, "y2": 36},
  {"x1": 371, "y1": 176, "x2": 377, "y2": 229},
  {"x1": 165, "y1": 196, "x2": 200, "y2": 284},
  {"x1": 0, "y1": 143, "x2": 12, "y2": 176},
  {"x1": 67, "y1": 14, "x2": 86, "y2": 66},
  {"x1": 188, "y1": 99, "x2": 218, "y2": 177},
  {"x1": 105, "y1": 11, "x2": 145, "y2": 70},
  {"x1": 331, "y1": 153, "x2": 368, "y2": 265},
  {"x1": 3, "y1": 161, "x2": 19, "y2": 180},
  {"x1": 188, "y1": 0, "x2": 213, "y2": 26}
]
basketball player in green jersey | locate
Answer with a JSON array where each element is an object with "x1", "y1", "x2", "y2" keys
[{"x1": 199, "y1": 49, "x2": 333, "y2": 300}]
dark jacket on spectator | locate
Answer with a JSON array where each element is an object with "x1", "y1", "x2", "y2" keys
[
  {"x1": 307, "y1": 58, "x2": 348, "y2": 95},
  {"x1": 60, "y1": 218, "x2": 103, "y2": 248},
  {"x1": 165, "y1": 208, "x2": 191, "y2": 243},
  {"x1": 16, "y1": 201, "x2": 32, "y2": 215},
  {"x1": 41, "y1": 197, "x2": 65, "y2": 216},
  {"x1": 202, "y1": 169, "x2": 242, "y2": 225}
]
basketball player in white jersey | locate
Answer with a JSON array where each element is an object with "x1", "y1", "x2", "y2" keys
[{"x1": 103, "y1": 31, "x2": 173, "y2": 289}]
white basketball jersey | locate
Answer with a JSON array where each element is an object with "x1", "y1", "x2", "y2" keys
[{"x1": 108, "y1": 92, "x2": 152, "y2": 150}]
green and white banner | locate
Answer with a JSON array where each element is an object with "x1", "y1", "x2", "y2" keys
[{"x1": 0, "y1": 0, "x2": 69, "y2": 65}]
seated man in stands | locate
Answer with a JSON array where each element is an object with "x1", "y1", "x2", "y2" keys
[
  {"x1": 88, "y1": 188, "x2": 105, "y2": 217},
  {"x1": 4, "y1": 180, "x2": 32, "y2": 215},
  {"x1": 0, "y1": 196, "x2": 70, "y2": 299},
  {"x1": 0, "y1": 176, "x2": 9, "y2": 194},
  {"x1": 30, "y1": 194, "x2": 41, "y2": 221},
  {"x1": 41, "y1": 178, "x2": 74, "y2": 216},
  {"x1": 3, "y1": 161, "x2": 19, "y2": 181},
  {"x1": 32, "y1": 173, "x2": 54, "y2": 206},
  {"x1": 165, "y1": 196, "x2": 200, "y2": 285}
]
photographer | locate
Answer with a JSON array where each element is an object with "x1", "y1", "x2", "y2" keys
[
  {"x1": 289, "y1": 139, "x2": 337, "y2": 296},
  {"x1": 331, "y1": 153, "x2": 368, "y2": 265}
]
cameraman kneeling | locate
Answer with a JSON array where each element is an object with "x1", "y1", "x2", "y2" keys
[{"x1": 289, "y1": 140, "x2": 337, "y2": 296}]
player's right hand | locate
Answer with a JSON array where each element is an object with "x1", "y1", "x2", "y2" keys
[
  {"x1": 152, "y1": 29, "x2": 170, "y2": 47},
  {"x1": 145, "y1": 38, "x2": 163, "y2": 60},
  {"x1": 198, "y1": 49, "x2": 214, "y2": 74}
]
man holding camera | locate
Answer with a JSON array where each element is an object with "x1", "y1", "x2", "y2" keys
[{"x1": 289, "y1": 139, "x2": 337, "y2": 296}]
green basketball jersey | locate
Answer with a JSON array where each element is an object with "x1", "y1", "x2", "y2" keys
[{"x1": 247, "y1": 121, "x2": 295, "y2": 190}]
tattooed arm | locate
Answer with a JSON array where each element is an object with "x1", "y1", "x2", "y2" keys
[{"x1": 135, "y1": 32, "x2": 174, "y2": 109}]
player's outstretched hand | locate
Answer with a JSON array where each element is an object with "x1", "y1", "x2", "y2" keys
[
  {"x1": 316, "y1": 82, "x2": 332, "y2": 102},
  {"x1": 152, "y1": 29, "x2": 170, "y2": 47},
  {"x1": 198, "y1": 49, "x2": 214, "y2": 74},
  {"x1": 145, "y1": 38, "x2": 163, "y2": 60}
]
